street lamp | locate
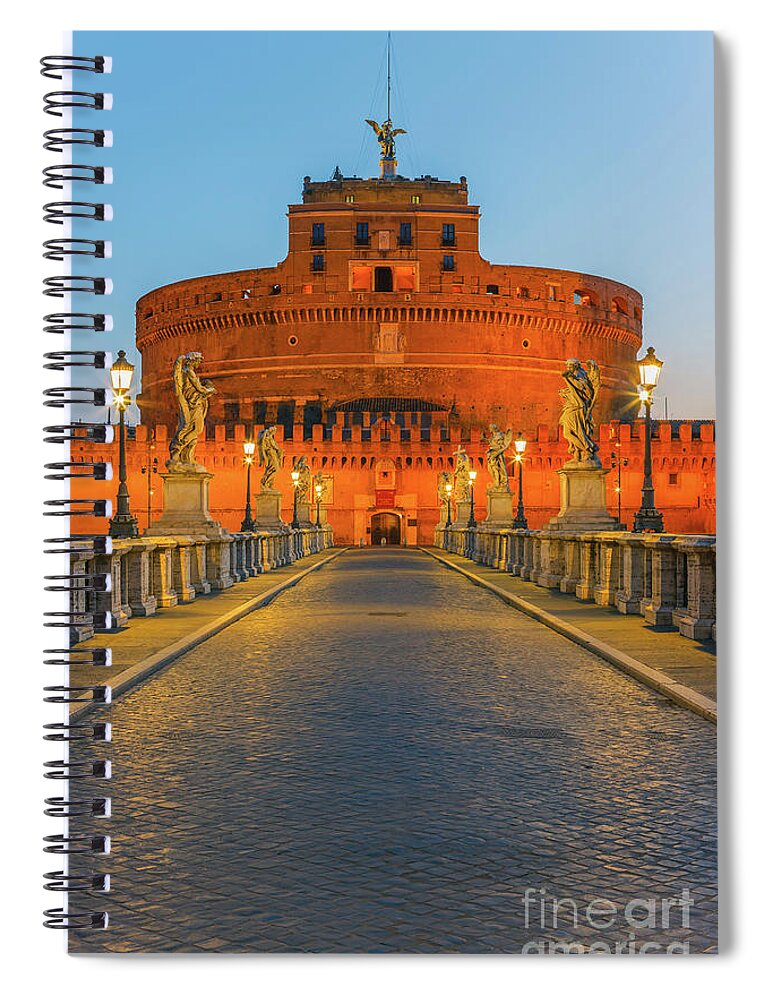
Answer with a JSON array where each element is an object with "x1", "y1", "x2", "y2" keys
[
  {"x1": 108, "y1": 350, "x2": 138, "y2": 538},
  {"x1": 633, "y1": 346, "x2": 665, "y2": 532},
  {"x1": 141, "y1": 446, "x2": 158, "y2": 531},
  {"x1": 291, "y1": 468, "x2": 300, "y2": 529},
  {"x1": 444, "y1": 480, "x2": 453, "y2": 526},
  {"x1": 512, "y1": 432, "x2": 528, "y2": 529},
  {"x1": 315, "y1": 480, "x2": 323, "y2": 524},
  {"x1": 240, "y1": 439, "x2": 256, "y2": 531},
  {"x1": 468, "y1": 468, "x2": 477, "y2": 527},
  {"x1": 610, "y1": 446, "x2": 628, "y2": 525}
]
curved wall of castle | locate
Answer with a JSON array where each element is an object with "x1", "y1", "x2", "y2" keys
[{"x1": 136, "y1": 263, "x2": 642, "y2": 432}]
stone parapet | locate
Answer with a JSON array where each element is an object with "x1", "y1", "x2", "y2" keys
[
  {"x1": 438, "y1": 526, "x2": 716, "y2": 645},
  {"x1": 68, "y1": 523, "x2": 335, "y2": 644}
]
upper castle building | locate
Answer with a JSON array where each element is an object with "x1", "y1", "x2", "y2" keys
[
  {"x1": 73, "y1": 134, "x2": 714, "y2": 544},
  {"x1": 135, "y1": 166, "x2": 644, "y2": 436}
]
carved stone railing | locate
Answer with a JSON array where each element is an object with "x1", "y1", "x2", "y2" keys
[
  {"x1": 69, "y1": 523, "x2": 334, "y2": 643},
  {"x1": 435, "y1": 525, "x2": 716, "y2": 643}
]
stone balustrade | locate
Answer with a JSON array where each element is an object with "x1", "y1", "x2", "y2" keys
[
  {"x1": 436, "y1": 524, "x2": 716, "y2": 643},
  {"x1": 69, "y1": 523, "x2": 334, "y2": 643}
]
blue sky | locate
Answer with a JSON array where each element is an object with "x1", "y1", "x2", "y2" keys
[{"x1": 74, "y1": 30, "x2": 715, "y2": 418}]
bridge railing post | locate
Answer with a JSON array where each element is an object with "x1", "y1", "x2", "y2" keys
[
  {"x1": 615, "y1": 535, "x2": 645, "y2": 614},
  {"x1": 672, "y1": 537, "x2": 717, "y2": 640},
  {"x1": 594, "y1": 533, "x2": 622, "y2": 607},
  {"x1": 642, "y1": 535, "x2": 678, "y2": 627}
]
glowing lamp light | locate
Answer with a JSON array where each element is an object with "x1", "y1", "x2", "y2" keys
[
  {"x1": 445, "y1": 481, "x2": 453, "y2": 495},
  {"x1": 514, "y1": 432, "x2": 527, "y2": 458},
  {"x1": 291, "y1": 470, "x2": 300, "y2": 485},
  {"x1": 637, "y1": 346, "x2": 663, "y2": 392},
  {"x1": 639, "y1": 387, "x2": 651, "y2": 403},
  {"x1": 110, "y1": 349, "x2": 135, "y2": 393},
  {"x1": 243, "y1": 439, "x2": 256, "y2": 462},
  {"x1": 315, "y1": 483, "x2": 323, "y2": 498},
  {"x1": 469, "y1": 469, "x2": 477, "y2": 483}
]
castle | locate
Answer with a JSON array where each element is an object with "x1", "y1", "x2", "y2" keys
[{"x1": 72, "y1": 143, "x2": 716, "y2": 543}]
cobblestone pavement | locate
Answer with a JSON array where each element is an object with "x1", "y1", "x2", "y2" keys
[{"x1": 70, "y1": 549, "x2": 718, "y2": 954}]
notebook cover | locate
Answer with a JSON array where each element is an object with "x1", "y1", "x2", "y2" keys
[{"x1": 45, "y1": 30, "x2": 717, "y2": 954}]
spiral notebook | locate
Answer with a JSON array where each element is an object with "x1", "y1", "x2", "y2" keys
[{"x1": 43, "y1": 31, "x2": 718, "y2": 954}]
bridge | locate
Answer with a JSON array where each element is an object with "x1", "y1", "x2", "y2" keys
[{"x1": 65, "y1": 529, "x2": 717, "y2": 953}]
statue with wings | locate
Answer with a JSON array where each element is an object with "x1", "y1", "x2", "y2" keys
[
  {"x1": 486, "y1": 425, "x2": 514, "y2": 492},
  {"x1": 365, "y1": 118, "x2": 406, "y2": 160},
  {"x1": 258, "y1": 425, "x2": 284, "y2": 491},
  {"x1": 167, "y1": 352, "x2": 216, "y2": 472},
  {"x1": 558, "y1": 359, "x2": 601, "y2": 465},
  {"x1": 294, "y1": 455, "x2": 313, "y2": 504}
]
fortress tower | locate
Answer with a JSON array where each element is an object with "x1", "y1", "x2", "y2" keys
[
  {"x1": 135, "y1": 168, "x2": 643, "y2": 438},
  {"x1": 72, "y1": 132, "x2": 713, "y2": 544}
]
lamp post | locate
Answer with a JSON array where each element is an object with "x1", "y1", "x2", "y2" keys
[
  {"x1": 315, "y1": 481, "x2": 323, "y2": 524},
  {"x1": 291, "y1": 468, "x2": 300, "y2": 529},
  {"x1": 444, "y1": 480, "x2": 453, "y2": 526},
  {"x1": 240, "y1": 439, "x2": 256, "y2": 531},
  {"x1": 109, "y1": 350, "x2": 139, "y2": 538},
  {"x1": 633, "y1": 346, "x2": 665, "y2": 532},
  {"x1": 468, "y1": 468, "x2": 477, "y2": 527},
  {"x1": 141, "y1": 446, "x2": 158, "y2": 532},
  {"x1": 512, "y1": 432, "x2": 528, "y2": 529},
  {"x1": 610, "y1": 447, "x2": 628, "y2": 525}
]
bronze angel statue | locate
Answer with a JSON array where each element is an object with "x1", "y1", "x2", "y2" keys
[
  {"x1": 167, "y1": 352, "x2": 216, "y2": 472},
  {"x1": 365, "y1": 118, "x2": 406, "y2": 160},
  {"x1": 558, "y1": 359, "x2": 601, "y2": 465}
]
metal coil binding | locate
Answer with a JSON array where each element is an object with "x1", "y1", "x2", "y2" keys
[
  {"x1": 44, "y1": 312, "x2": 110, "y2": 335},
  {"x1": 42, "y1": 53, "x2": 112, "y2": 933},
  {"x1": 43, "y1": 128, "x2": 111, "y2": 152}
]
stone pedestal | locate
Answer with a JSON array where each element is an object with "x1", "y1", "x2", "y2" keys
[
  {"x1": 484, "y1": 488, "x2": 514, "y2": 527},
  {"x1": 545, "y1": 463, "x2": 620, "y2": 532},
  {"x1": 380, "y1": 157, "x2": 398, "y2": 179},
  {"x1": 253, "y1": 490, "x2": 285, "y2": 529},
  {"x1": 455, "y1": 500, "x2": 474, "y2": 528},
  {"x1": 296, "y1": 500, "x2": 313, "y2": 526},
  {"x1": 147, "y1": 471, "x2": 226, "y2": 539}
]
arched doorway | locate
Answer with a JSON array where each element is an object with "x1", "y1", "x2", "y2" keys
[{"x1": 371, "y1": 511, "x2": 401, "y2": 545}]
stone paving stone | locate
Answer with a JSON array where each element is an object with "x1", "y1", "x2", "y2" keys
[
  {"x1": 69, "y1": 548, "x2": 717, "y2": 954},
  {"x1": 71, "y1": 547, "x2": 340, "y2": 695}
]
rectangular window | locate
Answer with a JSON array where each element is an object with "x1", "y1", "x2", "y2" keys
[
  {"x1": 547, "y1": 284, "x2": 557, "y2": 301},
  {"x1": 303, "y1": 401, "x2": 322, "y2": 441},
  {"x1": 312, "y1": 254, "x2": 325, "y2": 272},
  {"x1": 399, "y1": 222, "x2": 412, "y2": 245},
  {"x1": 224, "y1": 402, "x2": 239, "y2": 441},
  {"x1": 311, "y1": 222, "x2": 325, "y2": 246},
  {"x1": 442, "y1": 223, "x2": 456, "y2": 246},
  {"x1": 486, "y1": 283, "x2": 499, "y2": 295},
  {"x1": 355, "y1": 222, "x2": 369, "y2": 246},
  {"x1": 277, "y1": 401, "x2": 295, "y2": 439},
  {"x1": 344, "y1": 193, "x2": 355, "y2": 203},
  {"x1": 411, "y1": 194, "x2": 421, "y2": 204},
  {"x1": 669, "y1": 473, "x2": 680, "y2": 486},
  {"x1": 252, "y1": 401, "x2": 267, "y2": 425},
  {"x1": 443, "y1": 254, "x2": 455, "y2": 272}
]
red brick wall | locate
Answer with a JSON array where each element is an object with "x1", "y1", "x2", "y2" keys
[{"x1": 71, "y1": 419, "x2": 716, "y2": 543}]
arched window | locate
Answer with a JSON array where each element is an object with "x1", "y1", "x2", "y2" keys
[
  {"x1": 574, "y1": 289, "x2": 596, "y2": 307},
  {"x1": 611, "y1": 296, "x2": 628, "y2": 315}
]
